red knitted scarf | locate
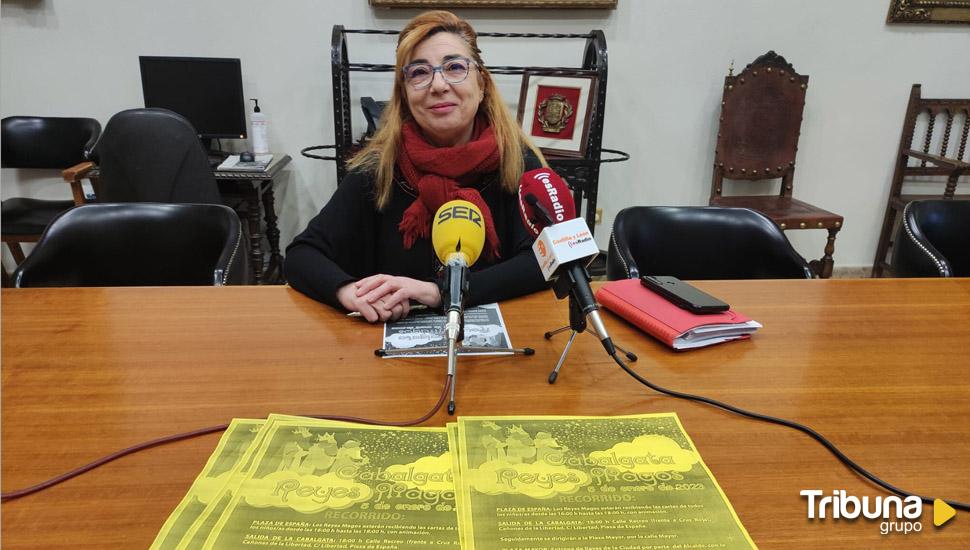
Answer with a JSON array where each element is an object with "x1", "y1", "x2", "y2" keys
[{"x1": 396, "y1": 118, "x2": 501, "y2": 259}]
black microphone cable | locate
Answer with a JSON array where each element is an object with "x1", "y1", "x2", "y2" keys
[
  {"x1": 606, "y1": 350, "x2": 970, "y2": 512},
  {"x1": 1, "y1": 375, "x2": 453, "y2": 502}
]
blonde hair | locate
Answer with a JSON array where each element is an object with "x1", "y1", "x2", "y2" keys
[{"x1": 346, "y1": 10, "x2": 546, "y2": 209}]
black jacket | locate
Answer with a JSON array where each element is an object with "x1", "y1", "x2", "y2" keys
[{"x1": 285, "y1": 155, "x2": 547, "y2": 310}]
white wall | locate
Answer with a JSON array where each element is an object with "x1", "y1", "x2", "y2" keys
[{"x1": 3, "y1": 0, "x2": 969, "y2": 269}]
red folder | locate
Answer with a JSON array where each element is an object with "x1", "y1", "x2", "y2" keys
[{"x1": 595, "y1": 279, "x2": 761, "y2": 350}]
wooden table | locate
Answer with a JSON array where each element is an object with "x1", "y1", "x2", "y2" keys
[{"x1": 2, "y1": 279, "x2": 969, "y2": 548}]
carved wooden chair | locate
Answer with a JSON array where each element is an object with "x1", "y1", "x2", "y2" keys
[
  {"x1": 709, "y1": 52, "x2": 843, "y2": 278},
  {"x1": 871, "y1": 84, "x2": 970, "y2": 277}
]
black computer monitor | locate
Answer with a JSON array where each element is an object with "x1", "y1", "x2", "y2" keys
[{"x1": 139, "y1": 56, "x2": 247, "y2": 144}]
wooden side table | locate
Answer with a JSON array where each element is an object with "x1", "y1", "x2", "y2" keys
[{"x1": 215, "y1": 154, "x2": 291, "y2": 284}]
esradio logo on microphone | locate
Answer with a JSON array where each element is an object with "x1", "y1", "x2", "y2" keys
[
  {"x1": 531, "y1": 170, "x2": 567, "y2": 222},
  {"x1": 567, "y1": 234, "x2": 594, "y2": 249},
  {"x1": 800, "y1": 489, "x2": 957, "y2": 536}
]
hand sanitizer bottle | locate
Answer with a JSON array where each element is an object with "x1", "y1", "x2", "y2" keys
[{"x1": 249, "y1": 98, "x2": 269, "y2": 154}]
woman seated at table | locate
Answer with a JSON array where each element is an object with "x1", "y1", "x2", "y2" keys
[{"x1": 285, "y1": 10, "x2": 548, "y2": 323}]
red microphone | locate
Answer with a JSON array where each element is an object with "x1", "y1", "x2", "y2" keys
[
  {"x1": 517, "y1": 168, "x2": 634, "y2": 384},
  {"x1": 518, "y1": 168, "x2": 577, "y2": 238}
]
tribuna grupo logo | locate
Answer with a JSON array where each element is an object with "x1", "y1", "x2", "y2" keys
[{"x1": 801, "y1": 489, "x2": 957, "y2": 536}]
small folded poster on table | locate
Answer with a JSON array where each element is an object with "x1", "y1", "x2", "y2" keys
[
  {"x1": 381, "y1": 303, "x2": 514, "y2": 357},
  {"x1": 595, "y1": 278, "x2": 761, "y2": 350}
]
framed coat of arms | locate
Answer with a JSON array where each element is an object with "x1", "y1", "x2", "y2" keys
[{"x1": 517, "y1": 73, "x2": 597, "y2": 158}]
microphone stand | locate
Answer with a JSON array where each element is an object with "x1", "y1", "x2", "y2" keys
[
  {"x1": 543, "y1": 265, "x2": 637, "y2": 384},
  {"x1": 444, "y1": 308, "x2": 461, "y2": 415}
]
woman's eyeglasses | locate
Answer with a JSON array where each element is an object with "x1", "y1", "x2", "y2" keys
[{"x1": 402, "y1": 57, "x2": 475, "y2": 90}]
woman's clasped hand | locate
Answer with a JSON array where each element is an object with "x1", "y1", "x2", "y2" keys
[{"x1": 337, "y1": 275, "x2": 441, "y2": 323}]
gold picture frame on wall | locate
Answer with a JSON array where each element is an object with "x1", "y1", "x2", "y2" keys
[
  {"x1": 887, "y1": 0, "x2": 970, "y2": 24},
  {"x1": 517, "y1": 72, "x2": 597, "y2": 158},
  {"x1": 371, "y1": 0, "x2": 617, "y2": 8}
]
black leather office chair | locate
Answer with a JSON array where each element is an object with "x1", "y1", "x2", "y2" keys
[
  {"x1": 361, "y1": 97, "x2": 388, "y2": 138},
  {"x1": 13, "y1": 203, "x2": 249, "y2": 287},
  {"x1": 891, "y1": 200, "x2": 970, "y2": 277},
  {"x1": 607, "y1": 206, "x2": 813, "y2": 280},
  {"x1": 91, "y1": 108, "x2": 221, "y2": 203},
  {"x1": 1, "y1": 116, "x2": 101, "y2": 271}
]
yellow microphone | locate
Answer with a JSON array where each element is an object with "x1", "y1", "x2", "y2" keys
[
  {"x1": 431, "y1": 200, "x2": 487, "y2": 416},
  {"x1": 432, "y1": 200, "x2": 486, "y2": 268}
]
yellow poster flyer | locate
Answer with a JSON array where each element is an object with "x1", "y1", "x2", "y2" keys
[
  {"x1": 446, "y1": 422, "x2": 468, "y2": 549},
  {"x1": 203, "y1": 418, "x2": 460, "y2": 549},
  {"x1": 456, "y1": 414, "x2": 756, "y2": 549},
  {"x1": 174, "y1": 415, "x2": 309, "y2": 549},
  {"x1": 150, "y1": 418, "x2": 265, "y2": 550}
]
